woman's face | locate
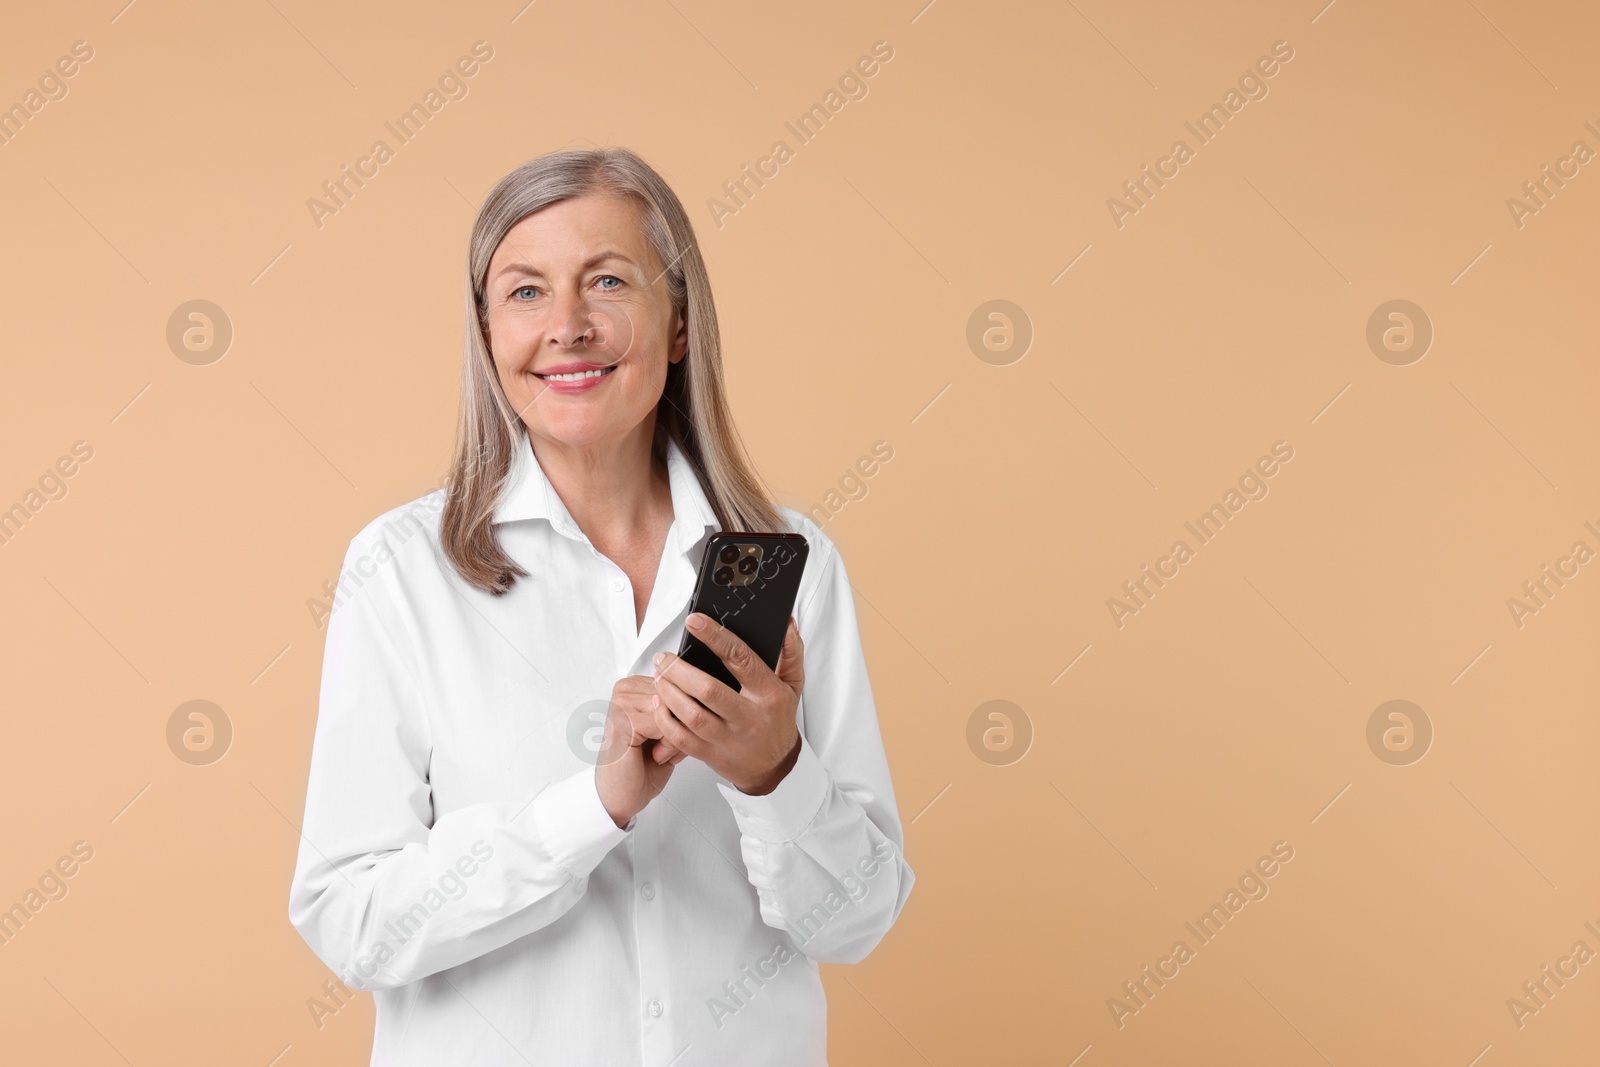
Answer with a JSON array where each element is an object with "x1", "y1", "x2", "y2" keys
[{"x1": 483, "y1": 191, "x2": 686, "y2": 452}]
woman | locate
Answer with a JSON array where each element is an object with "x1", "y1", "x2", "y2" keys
[{"x1": 288, "y1": 147, "x2": 914, "y2": 1066}]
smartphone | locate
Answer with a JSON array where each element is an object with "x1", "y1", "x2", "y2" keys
[{"x1": 677, "y1": 532, "x2": 810, "y2": 692}]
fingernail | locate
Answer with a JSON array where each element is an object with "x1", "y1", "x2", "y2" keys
[
  {"x1": 653, "y1": 652, "x2": 664, "y2": 666},
  {"x1": 651, "y1": 695, "x2": 660, "y2": 709},
  {"x1": 686, "y1": 613, "x2": 705, "y2": 631}
]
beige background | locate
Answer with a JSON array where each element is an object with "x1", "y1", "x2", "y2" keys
[{"x1": 2, "y1": 0, "x2": 1597, "y2": 1063}]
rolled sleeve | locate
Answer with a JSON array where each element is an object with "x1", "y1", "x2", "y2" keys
[
  {"x1": 525, "y1": 763, "x2": 632, "y2": 876},
  {"x1": 716, "y1": 735, "x2": 831, "y2": 843},
  {"x1": 710, "y1": 527, "x2": 915, "y2": 963}
]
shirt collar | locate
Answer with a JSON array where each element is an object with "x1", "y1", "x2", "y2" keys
[{"x1": 492, "y1": 431, "x2": 719, "y2": 555}]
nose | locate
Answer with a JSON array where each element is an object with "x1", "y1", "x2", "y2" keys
[
  {"x1": 546, "y1": 288, "x2": 594, "y2": 350},
  {"x1": 544, "y1": 288, "x2": 636, "y2": 365}
]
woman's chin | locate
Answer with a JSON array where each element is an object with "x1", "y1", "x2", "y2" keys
[{"x1": 526, "y1": 416, "x2": 633, "y2": 452}]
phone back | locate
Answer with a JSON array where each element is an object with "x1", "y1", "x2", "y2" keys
[{"x1": 678, "y1": 532, "x2": 809, "y2": 692}]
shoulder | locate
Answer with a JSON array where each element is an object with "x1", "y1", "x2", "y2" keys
[
  {"x1": 775, "y1": 505, "x2": 840, "y2": 568},
  {"x1": 774, "y1": 505, "x2": 848, "y2": 619},
  {"x1": 340, "y1": 486, "x2": 451, "y2": 584}
]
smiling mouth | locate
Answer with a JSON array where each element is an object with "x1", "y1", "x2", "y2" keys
[{"x1": 534, "y1": 365, "x2": 617, "y2": 382}]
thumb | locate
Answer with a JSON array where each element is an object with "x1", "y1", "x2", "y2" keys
[{"x1": 775, "y1": 617, "x2": 805, "y2": 692}]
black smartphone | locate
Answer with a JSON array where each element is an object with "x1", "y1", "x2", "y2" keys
[{"x1": 677, "y1": 532, "x2": 809, "y2": 692}]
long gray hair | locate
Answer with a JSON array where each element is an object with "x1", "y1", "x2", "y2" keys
[{"x1": 440, "y1": 147, "x2": 780, "y2": 595}]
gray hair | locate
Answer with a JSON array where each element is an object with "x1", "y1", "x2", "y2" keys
[{"x1": 440, "y1": 147, "x2": 780, "y2": 595}]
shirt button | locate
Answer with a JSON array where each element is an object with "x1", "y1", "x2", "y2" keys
[
  {"x1": 641, "y1": 882, "x2": 655, "y2": 901},
  {"x1": 648, "y1": 998, "x2": 664, "y2": 1018},
  {"x1": 611, "y1": 578, "x2": 625, "y2": 592}
]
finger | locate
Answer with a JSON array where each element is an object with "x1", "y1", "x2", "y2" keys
[
  {"x1": 653, "y1": 697, "x2": 709, "y2": 759},
  {"x1": 612, "y1": 675, "x2": 656, "y2": 701},
  {"x1": 653, "y1": 676, "x2": 723, "y2": 742},
  {"x1": 611, "y1": 689, "x2": 664, "y2": 744},
  {"x1": 668, "y1": 750, "x2": 689, "y2": 766},
  {"x1": 610, "y1": 677, "x2": 657, "y2": 722},
  {"x1": 597, "y1": 704, "x2": 647, "y2": 768},
  {"x1": 682, "y1": 612, "x2": 773, "y2": 693},
  {"x1": 654, "y1": 650, "x2": 741, "y2": 720},
  {"x1": 774, "y1": 617, "x2": 805, "y2": 692},
  {"x1": 651, "y1": 738, "x2": 681, "y2": 764},
  {"x1": 622, "y1": 704, "x2": 665, "y2": 744}
]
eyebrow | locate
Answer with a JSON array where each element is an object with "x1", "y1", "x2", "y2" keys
[{"x1": 493, "y1": 251, "x2": 638, "y2": 281}]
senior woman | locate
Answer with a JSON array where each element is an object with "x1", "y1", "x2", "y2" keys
[{"x1": 288, "y1": 148, "x2": 913, "y2": 1066}]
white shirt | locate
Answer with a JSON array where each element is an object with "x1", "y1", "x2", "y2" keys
[{"x1": 288, "y1": 431, "x2": 914, "y2": 1066}]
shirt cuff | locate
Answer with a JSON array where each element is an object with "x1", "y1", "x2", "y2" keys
[
  {"x1": 527, "y1": 763, "x2": 630, "y2": 876},
  {"x1": 716, "y1": 736, "x2": 830, "y2": 843}
]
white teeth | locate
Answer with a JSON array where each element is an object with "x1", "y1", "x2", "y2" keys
[{"x1": 538, "y1": 367, "x2": 614, "y2": 382}]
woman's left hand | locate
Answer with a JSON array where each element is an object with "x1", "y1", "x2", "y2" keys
[{"x1": 651, "y1": 612, "x2": 804, "y2": 796}]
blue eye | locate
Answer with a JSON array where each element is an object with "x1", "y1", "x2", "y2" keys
[
  {"x1": 514, "y1": 285, "x2": 538, "y2": 300},
  {"x1": 596, "y1": 276, "x2": 621, "y2": 290}
]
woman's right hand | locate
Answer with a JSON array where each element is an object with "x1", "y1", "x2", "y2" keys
[{"x1": 595, "y1": 675, "x2": 686, "y2": 828}]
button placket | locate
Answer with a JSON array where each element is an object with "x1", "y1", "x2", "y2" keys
[
  {"x1": 595, "y1": 556, "x2": 634, "y2": 678},
  {"x1": 634, "y1": 810, "x2": 675, "y2": 1058}
]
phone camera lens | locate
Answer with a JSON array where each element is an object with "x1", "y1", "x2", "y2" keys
[
  {"x1": 718, "y1": 545, "x2": 740, "y2": 565},
  {"x1": 736, "y1": 556, "x2": 758, "y2": 575},
  {"x1": 713, "y1": 566, "x2": 734, "y2": 585}
]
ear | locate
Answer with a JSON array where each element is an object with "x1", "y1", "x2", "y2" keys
[{"x1": 668, "y1": 309, "x2": 689, "y2": 365}]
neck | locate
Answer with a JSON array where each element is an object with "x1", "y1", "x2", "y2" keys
[{"x1": 528, "y1": 416, "x2": 671, "y2": 548}]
